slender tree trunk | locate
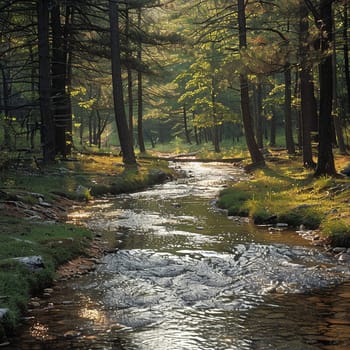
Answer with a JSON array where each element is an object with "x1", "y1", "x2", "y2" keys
[
  {"x1": 37, "y1": 0, "x2": 55, "y2": 163},
  {"x1": 211, "y1": 77, "x2": 220, "y2": 153},
  {"x1": 314, "y1": 0, "x2": 337, "y2": 176},
  {"x1": 237, "y1": 0, "x2": 264, "y2": 165},
  {"x1": 0, "y1": 66, "x2": 11, "y2": 149},
  {"x1": 343, "y1": 2, "x2": 350, "y2": 114},
  {"x1": 125, "y1": 6, "x2": 134, "y2": 147},
  {"x1": 299, "y1": 2, "x2": 316, "y2": 168},
  {"x1": 294, "y1": 69, "x2": 303, "y2": 149},
  {"x1": 284, "y1": 64, "x2": 295, "y2": 154},
  {"x1": 137, "y1": 8, "x2": 145, "y2": 154},
  {"x1": 51, "y1": 3, "x2": 70, "y2": 158},
  {"x1": 96, "y1": 110, "x2": 101, "y2": 148},
  {"x1": 270, "y1": 111, "x2": 276, "y2": 147},
  {"x1": 109, "y1": 0, "x2": 136, "y2": 165},
  {"x1": 193, "y1": 111, "x2": 199, "y2": 145},
  {"x1": 89, "y1": 111, "x2": 93, "y2": 146},
  {"x1": 255, "y1": 81, "x2": 263, "y2": 149},
  {"x1": 64, "y1": 4, "x2": 73, "y2": 154},
  {"x1": 183, "y1": 105, "x2": 191, "y2": 144},
  {"x1": 79, "y1": 114, "x2": 84, "y2": 146},
  {"x1": 332, "y1": 11, "x2": 347, "y2": 155},
  {"x1": 29, "y1": 46, "x2": 37, "y2": 149}
]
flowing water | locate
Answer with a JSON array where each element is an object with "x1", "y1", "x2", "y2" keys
[{"x1": 6, "y1": 162, "x2": 350, "y2": 350}]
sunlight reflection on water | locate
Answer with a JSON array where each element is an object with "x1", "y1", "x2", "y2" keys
[{"x1": 8, "y1": 162, "x2": 350, "y2": 350}]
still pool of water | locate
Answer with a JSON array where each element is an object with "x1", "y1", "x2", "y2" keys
[{"x1": 6, "y1": 162, "x2": 350, "y2": 349}]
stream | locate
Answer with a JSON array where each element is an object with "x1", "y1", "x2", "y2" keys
[{"x1": 6, "y1": 162, "x2": 350, "y2": 349}]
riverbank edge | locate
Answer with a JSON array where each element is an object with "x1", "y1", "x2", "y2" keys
[
  {"x1": 0, "y1": 157, "x2": 175, "y2": 345},
  {"x1": 217, "y1": 155, "x2": 350, "y2": 249}
]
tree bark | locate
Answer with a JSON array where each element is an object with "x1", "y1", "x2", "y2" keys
[
  {"x1": 137, "y1": 8, "x2": 145, "y2": 153},
  {"x1": 51, "y1": 3, "x2": 71, "y2": 158},
  {"x1": 0, "y1": 65, "x2": 12, "y2": 149},
  {"x1": 255, "y1": 81, "x2": 263, "y2": 149},
  {"x1": 183, "y1": 105, "x2": 192, "y2": 144},
  {"x1": 270, "y1": 111, "x2": 276, "y2": 147},
  {"x1": 237, "y1": 0, "x2": 265, "y2": 165},
  {"x1": 37, "y1": 0, "x2": 55, "y2": 163},
  {"x1": 109, "y1": 0, "x2": 136, "y2": 165},
  {"x1": 343, "y1": 2, "x2": 350, "y2": 114},
  {"x1": 211, "y1": 76, "x2": 220, "y2": 153},
  {"x1": 314, "y1": 0, "x2": 337, "y2": 176},
  {"x1": 299, "y1": 2, "x2": 316, "y2": 168},
  {"x1": 125, "y1": 5, "x2": 134, "y2": 147},
  {"x1": 332, "y1": 10, "x2": 347, "y2": 155},
  {"x1": 284, "y1": 64, "x2": 295, "y2": 154}
]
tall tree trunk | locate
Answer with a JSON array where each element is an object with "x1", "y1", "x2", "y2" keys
[
  {"x1": 125, "y1": 5, "x2": 134, "y2": 147},
  {"x1": 255, "y1": 81, "x2": 263, "y2": 149},
  {"x1": 137, "y1": 8, "x2": 145, "y2": 153},
  {"x1": 237, "y1": 0, "x2": 265, "y2": 165},
  {"x1": 0, "y1": 65, "x2": 11, "y2": 149},
  {"x1": 343, "y1": 2, "x2": 350, "y2": 114},
  {"x1": 51, "y1": 3, "x2": 71, "y2": 158},
  {"x1": 37, "y1": 0, "x2": 55, "y2": 163},
  {"x1": 64, "y1": 4, "x2": 73, "y2": 154},
  {"x1": 109, "y1": 0, "x2": 136, "y2": 165},
  {"x1": 211, "y1": 76, "x2": 220, "y2": 153},
  {"x1": 332, "y1": 10, "x2": 347, "y2": 155},
  {"x1": 314, "y1": 0, "x2": 337, "y2": 176},
  {"x1": 89, "y1": 111, "x2": 93, "y2": 146},
  {"x1": 284, "y1": 64, "x2": 295, "y2": 154},
  {"x1": 299, "y1": 2, "x2": 316, "y2": 168},
  {"x1": 270, "y1": 110, "x2": 276, "y2": 147},
  {"x1": 183, "y1": 105, "x2": 191, "y2": 144}
]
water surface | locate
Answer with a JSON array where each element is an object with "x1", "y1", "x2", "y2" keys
[{"x1": 6, "y1": 162, "x2": 350, "y2": 350}]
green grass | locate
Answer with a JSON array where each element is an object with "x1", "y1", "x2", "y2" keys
[
  {"x1": 0, "y1": 216, "x2": 92, "y2": 337},
  {"x1": 217, "y1": 153, "x2": 350, "y2": 245}
]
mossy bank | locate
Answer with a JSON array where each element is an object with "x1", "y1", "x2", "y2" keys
[
  {"x1": 0, "y1": 154, "x2": 173, "y2": 343},
  {"x1": 217, "y1": 154, "x2": 350, "y2": 247}
]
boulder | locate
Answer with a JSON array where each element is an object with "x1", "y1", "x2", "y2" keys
[{"x1": 13, "y1": 256, "x2": 44, "y2": 271}]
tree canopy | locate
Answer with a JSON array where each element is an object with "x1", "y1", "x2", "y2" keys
[{"x1": 0, "y1": 0, "x2": 349, "y2": 174}]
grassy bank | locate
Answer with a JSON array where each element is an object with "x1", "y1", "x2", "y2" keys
[
  {"x1": 217, "y1": 154, "x2": 350, "y2": 247},
  {"x1": 0, "y1": 154, "x2": 173, "y2": 342}
]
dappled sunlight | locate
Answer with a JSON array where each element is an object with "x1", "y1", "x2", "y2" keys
[{"x1": 30, "y1": 322, "x2": 55, "y2": 341}]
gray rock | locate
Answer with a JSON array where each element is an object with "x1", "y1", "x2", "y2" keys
[
  {"x1": 13, "y1": 256, "x2": 44, "y2": 271},
  {"x1": 338, "y1": 253, "x2": 350, "y2": 262},
  {"x1": 333, "y1": 247, "x2": 347, "y2": 254},
  {"x1": 0, "y1": 309, "x2": 9, "y2": 320},
  {"x1": 340, "y1": 164, "x2": 350, "y2": 176}
]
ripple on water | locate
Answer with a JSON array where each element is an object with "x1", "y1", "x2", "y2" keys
[{"x1": 88, "y1": 244, "x2": 349, "y2": 338}]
